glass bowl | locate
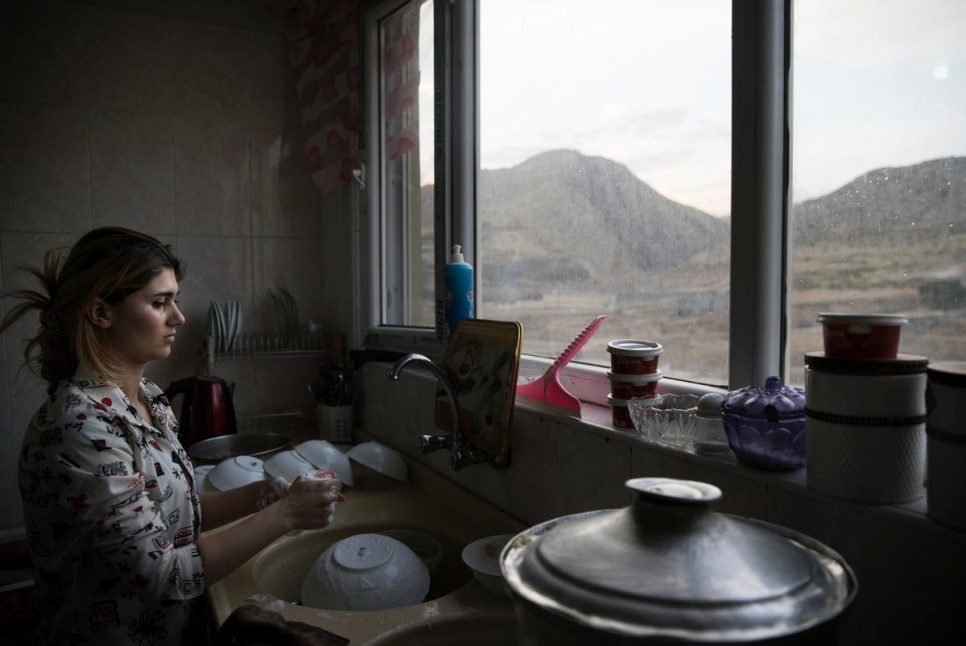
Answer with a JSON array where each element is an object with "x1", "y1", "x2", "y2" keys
[{"x1": 628, "y1": 394, "x2": 700, "y2": 447}]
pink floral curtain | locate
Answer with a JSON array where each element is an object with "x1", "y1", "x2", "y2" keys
[
  {"x1": 287, "y1": 0, "x2": 362, "y2": 195},
  {"x1": 381, "y1": 3, "x2": 420, "y2": 162},
  {"x1": 288, "y1": 0, "x2": 422, "y2": 196}
]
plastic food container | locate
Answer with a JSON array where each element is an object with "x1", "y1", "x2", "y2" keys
[
  {"x1": 606, "y1": 340, "x2": 663, "y2": 375},
  {"x1": 721, "y1": 376, "x2": 807, "y2": 470},
  {"x1": 804, "y1": 352, "x2": 927, "y2": 504},
  {"x1": 607, "y1": 369, "x2": 662, "y2": 399},
  {"x1": 606, "y1": 394, "x2": 637, "y2": 429},
  {"x1": 817, "y1": 313, "x2": 908, "y2": 359}
]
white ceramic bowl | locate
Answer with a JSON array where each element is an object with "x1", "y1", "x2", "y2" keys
[
  {"x1": 264, "y1": 449, "x2": 317, "y2": 484},
  {"x1": 208, "y1": 455, "x2": 267, "y2": 491},
  {"x1": 300, "y1": 533, "x2": 430, "y2": 611},
  {"x1": 193, "y1": 464, "x2": 218, "y2": 492},
  {"x1": 347, "y1": 442, "x2": 408, "y2": 482},
  {"x1": 294, "y1": 439, "x2": 355, "y2": 487},
  {"x1": 462, "y1": 534, "x2": 514, "y2": 597}
]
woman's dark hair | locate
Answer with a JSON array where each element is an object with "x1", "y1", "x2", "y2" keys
[{"x1": 0, "y1": 227, "x2": 184, "y2": 393}]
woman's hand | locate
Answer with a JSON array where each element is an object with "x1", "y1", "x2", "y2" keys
[
  {"x1": 196, "y1": 470, "x2": 345, "y2": 585},
  {"x1": 274, "y1": 471, "x2": 345, "y2": 532}
]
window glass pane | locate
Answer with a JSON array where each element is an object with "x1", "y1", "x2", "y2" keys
[
  {"x1": 477, "y1": 0, "x2": 732, "y2": 384},
  {"x1": 380, "y1": 0, "x2": 435, "y2": 327},
  {"x1": 790, "y1": 0, "x2": 966, "y2": 385}
]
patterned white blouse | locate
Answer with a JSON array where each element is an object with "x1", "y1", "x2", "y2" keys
[{"x1": 18, "y1": 365, "x2": 207, "y2": 645}]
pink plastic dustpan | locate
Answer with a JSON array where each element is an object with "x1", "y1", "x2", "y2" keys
[{"x1": 516, "y1": 315, "x2": 607, "y2": 416}]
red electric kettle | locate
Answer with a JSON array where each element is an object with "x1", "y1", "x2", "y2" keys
[{"x1": 165, "y1": 376, "x2": 237, "y2": 449}]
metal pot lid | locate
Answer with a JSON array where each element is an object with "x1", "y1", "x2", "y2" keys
[{"x1": 501, "y1": 478, "x2": 857, "y2": 642}]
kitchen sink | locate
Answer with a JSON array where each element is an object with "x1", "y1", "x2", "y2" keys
[{"x1": 207, "y1": 454, "x2": 526, "y2": 645}]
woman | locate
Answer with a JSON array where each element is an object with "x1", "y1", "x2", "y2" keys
[{"x1": 1, "y1": 227, "x2": 344, "y2": 645}]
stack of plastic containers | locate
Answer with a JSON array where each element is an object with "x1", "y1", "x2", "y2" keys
[
  {"x1": 606, "y1": 340, "x2": 662, "y2": 429},
  {"x1": 804, "y1": 313, "x2": 927, "y2": 503}
]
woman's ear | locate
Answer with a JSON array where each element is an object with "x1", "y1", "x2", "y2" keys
[{"x1": 86, "y1": 298, "x2": 113, "y2": 330}]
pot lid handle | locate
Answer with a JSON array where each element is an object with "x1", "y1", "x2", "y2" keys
[{"x1": 628, "y1": 477, "x2": 722, "y2": 504}]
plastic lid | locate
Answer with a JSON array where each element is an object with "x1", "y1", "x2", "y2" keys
[
  {"x1": 927, "y1": 361, "x2": 966, "y2": 387},
  {"x1": 817, "y1": 313, "x2": 908, "y2": 326},
  {"x1": 804, "y1": 351, "x2": 928, "y2": 375},
  {"x1": 722, "y1": 376, "x2": 806, "y2": 420},
  {"x1": 450, "y1": 244, "x2": 464, "y2": 263}
]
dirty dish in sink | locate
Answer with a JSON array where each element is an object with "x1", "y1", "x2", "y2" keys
[
  {"x1": 300, "y1": 533, "x2": 430, "y2": 611},
  {"x1": 207, "y1": 455, "x2": 267, "y2": 491},
  {"x1": 347, "y1": 441, "x2": 408, "y2": 482},
  {"x1": 294, "y1": 439, "x2": 354, "y2": 486},
  {"x1": 462, "y1": 534, "x2": 514, "y2": 597}
]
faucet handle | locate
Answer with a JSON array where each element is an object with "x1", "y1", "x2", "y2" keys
[
  {"x1": 449, "y1": 446, "x2": 510, "y2": 471},
  {"x1": 419, "y1": 434, "x2": 451, "y2": 454}
]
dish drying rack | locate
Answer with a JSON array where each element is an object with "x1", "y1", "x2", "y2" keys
[{"x1": 202, "y1": 332, "x2": 345, "y2": 375}]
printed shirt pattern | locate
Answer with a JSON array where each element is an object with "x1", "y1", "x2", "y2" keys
[{"x1": 19, "y1": 366, "x2": 206, "y2": 646}]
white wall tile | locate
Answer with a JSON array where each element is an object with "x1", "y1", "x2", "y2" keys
[
  {"x1": 540, "y1": 420, "x2": 633, "y2": 519},
  {"x1": 85, "y1": 4, "x2": 172, "y2": 114},
  {"x1": 0, "y1": 103, "x2": 91, "y2": 232},
  {"x1": 0, "y1": 0, "x2": 87, "y2": 105},
  {"x1": 90, "y1": 110, "x2": 176, "y2": 233},
  {"x1": 252, "y1": 236, "x2": 326, "y2": 334},
  {"x1": 251, "y1": 123, "x2": 322, "y2": 237},
  {"x1": 169, "y1": 19, "x2": 251, "y2": 119},
  {"x1": 173, "y1": 117, "x2": 251, "y2": 235}
]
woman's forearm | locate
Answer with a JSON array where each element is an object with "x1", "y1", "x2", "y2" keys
[
  {"x1": 195, "y1": 504, "x2": 290, "y2": 586},
  {"x1": 198, "y1": 481, "x2": 264, "y2": 531}
]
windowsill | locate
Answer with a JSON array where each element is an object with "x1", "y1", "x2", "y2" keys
[{"x1": 514, "y1": 397, "x2": 961, "y2": 541}]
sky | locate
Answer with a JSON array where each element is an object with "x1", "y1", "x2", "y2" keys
[{"x1": 416, "y1": 0, "x2": 966, "y2": 217}]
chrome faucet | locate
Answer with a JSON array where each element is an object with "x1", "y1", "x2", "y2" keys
[{"x1": 389, "y1": 353, "x2": 507, "y2": 470}]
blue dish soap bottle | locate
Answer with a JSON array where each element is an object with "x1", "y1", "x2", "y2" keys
[{"x1": 443, "y1": 244, "x2": 474, "y2": 341}]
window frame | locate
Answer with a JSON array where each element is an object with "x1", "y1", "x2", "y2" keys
[{"x1": 361, "y1": 0, "x2": 792, "y2": 393}]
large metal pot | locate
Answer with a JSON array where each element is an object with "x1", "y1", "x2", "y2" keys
[{"x1": 501, "y1": 478, "x2": 857, "y2": 645}]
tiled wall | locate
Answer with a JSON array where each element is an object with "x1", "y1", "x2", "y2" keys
[
  {"x1": 0, "y1": 1, "x2": 355, "y2": 529},
  {"x1": 357, "y1": 362, "x2": 965, "y2": 645}
]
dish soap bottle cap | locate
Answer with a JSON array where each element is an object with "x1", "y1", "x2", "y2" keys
[{"x1": 451, "y1": 244, "x2": 464, "y2": 263}]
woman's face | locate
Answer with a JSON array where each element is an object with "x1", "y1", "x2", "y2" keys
[{"x1": 103, "y1": 267, "x2": 185, "y2": 367}]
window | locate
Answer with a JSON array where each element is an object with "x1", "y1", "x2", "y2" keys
[
  {"x1": 366, "y1": 0, "x2": 436, "y2": 330},
  {"x1": 478, "y1": 0, "x2": 732, "y2": 385},
  {"x1": 789, "y1": 0, "x2": 966, "y2": 385},
  {"x1": 363, "y1": 0, "x2": 965, "y2": 393}
]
